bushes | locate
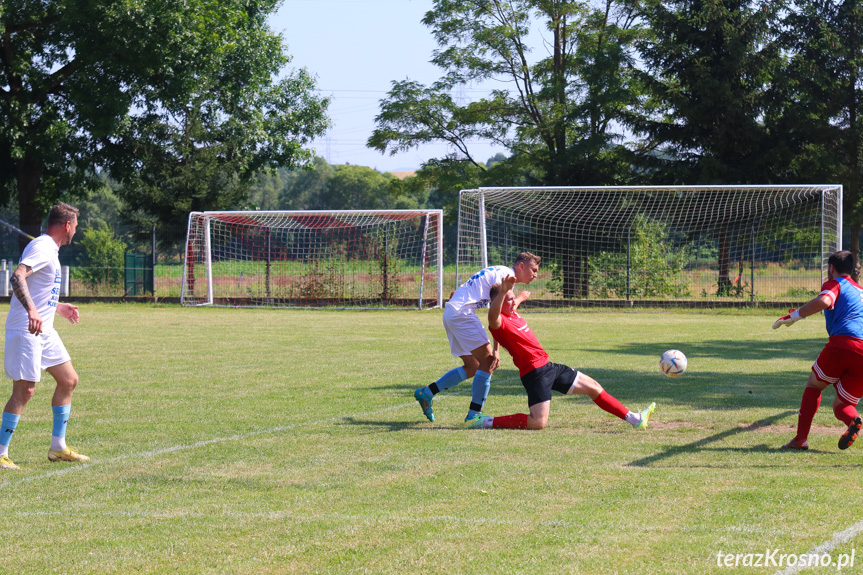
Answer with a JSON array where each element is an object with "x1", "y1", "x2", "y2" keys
[
  {"x1": 74, "y1": 223, "x2": 126, "y2": 290},
  {"x1": 590, "y1": 214, "x2": 691, "y2": 298}
]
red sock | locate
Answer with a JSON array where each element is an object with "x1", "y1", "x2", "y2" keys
[
  {"x1": 592, "y1": 391, "x2": 629, "y2": 420},
  {"x1": 833, "y1": 400, "x2": 859, "y2": 426},
  {"x1": 492, "y1": 413, "x2": 528, "y2": 429},
  {"x1": 795, "y1": 387, "x2": 822, "y2": 442}
]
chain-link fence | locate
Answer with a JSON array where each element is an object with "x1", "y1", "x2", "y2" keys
[{"x1": 0, "y1": 217, "x2": 188, "y2": 299}]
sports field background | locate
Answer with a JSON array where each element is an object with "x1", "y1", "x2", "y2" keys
[{"x1": 0, "y1": 304, "x2": 859, "y2": 574}]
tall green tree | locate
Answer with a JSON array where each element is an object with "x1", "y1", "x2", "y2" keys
[
  {"x1": 632, "y1": 0, "x2": 783, "y2": 185},
  {"x1": 0, "y1": 0, "x2": 328, "y2": 246},
  {"x1": 771, "y1": 0, "x2": 863, "y2": 258},
  {"x1": 368, "y1": 0, "x2": 642, "y2": 185}
]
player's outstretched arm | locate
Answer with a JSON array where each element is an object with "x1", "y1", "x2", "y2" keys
[
  {"x1": 488, "y1": 276, "x2": 517, "y2": 329},
  {"x1": 772, "y1": 294, "x2": 831, "y2": 329},
  {"x1": 488, "y1": 289, "x2": 505, "y2": 330}
]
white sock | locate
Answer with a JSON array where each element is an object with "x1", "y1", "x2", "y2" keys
[
  {"x1": 0, "y1": 444, "x2": 8, "y2": 457},
  {"x1": 50, "y1": 436, "x2": 67, "y2": 451},
  {"x1": 624, "y1": 411, "x2": 640, "y2": 427},
  {"x1": 483, "y1": 417, "x2": 494, "y2": 429}
]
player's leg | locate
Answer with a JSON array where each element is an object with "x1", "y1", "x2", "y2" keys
[
  {"x1": 1, "y1": 331, "x2": 42, "y2": 469},
  {"x1": 563, "y1": 370, "x2": 656, "y2": 429},
  {"x1": 783, "y1": 370, "x2": 830, "y2": 450},
  {"x1": 414, "y1": 310, "x2": 480, "y2": 422},
  {"x1": 465, "y1": 342, "x2": 496, "y2": 422},
  {"x1": 480, "y1": 365, "x2": 553, "y2": 430},
  {"x1": 0, "y1": 380, "x2": 36, "y2": 470},
  {"x1": 833, "y1": 360, "x2": 863, "y2": 449},
  {"x1": 45, "y1": 361, "x2": 88, "y2": 463}
]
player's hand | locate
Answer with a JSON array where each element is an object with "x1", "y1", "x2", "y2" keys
[
  {"x1": 58, "y1": 303, "x2": 79, "y2": 324},
  {"x1": 27, "y1": 309, "x2": 43, "y2": 335},
  {"x1": 502, "y1": 275, "x2": 517, "y2": 291},
  {"x1": 491, "y1": 350, "x2": 500, "y2": 372},
  {"x1": 772, "y1": 308, "x2": 801, "y2": 329}
]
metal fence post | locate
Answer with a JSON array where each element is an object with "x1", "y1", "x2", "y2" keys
[{"x1": 61, "y1": 265, "x2": 70, "y2": 297}]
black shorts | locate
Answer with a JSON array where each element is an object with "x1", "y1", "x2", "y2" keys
[{"x1": 520, "y1": 362, "x2": 579, "y2": 407}]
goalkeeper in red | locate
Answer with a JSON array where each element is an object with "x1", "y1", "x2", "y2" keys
[
  {"x1": 775, "y1": 250, "x2": 863, "y2": 451},
  {"x1": 466, "y1": 275, "x2": 656, "y2": 430}
]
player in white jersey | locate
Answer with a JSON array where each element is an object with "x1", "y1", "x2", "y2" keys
[
  {"x1": 0, "y1": 203, "x2": 89, "y2": 470},
  {"x1": 414, "y1": 252, "x2": 540, "y2": 425}
]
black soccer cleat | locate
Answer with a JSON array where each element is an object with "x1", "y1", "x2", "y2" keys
[{"x1": 838, "y1": 417, "x2": 863, "y2": 450}]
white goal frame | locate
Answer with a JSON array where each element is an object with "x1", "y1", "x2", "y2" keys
[
  {"x1": 182, "y1": 209, "x2": 444, "y2": 309},
  {"x1": 457, "y1": 185, "x2": 843, "y2": 306}
]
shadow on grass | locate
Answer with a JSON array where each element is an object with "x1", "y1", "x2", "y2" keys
[
  {"x1": 337, "y1": 417, "x2": 430, "y2": 432},
  {"x1": 627, "y1": 409, "x2": 799, "y2": 467},
  {"x1": 598, "y1": 337, "x2": 825, "y2": 361}
]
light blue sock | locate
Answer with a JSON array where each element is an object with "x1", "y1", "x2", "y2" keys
[
  {"x1": 420, "y1": 366, "x2": 468, "y2": 399},
  {"x1": 1, "y1": 412, "x2": 21, "y2": 450},
  {"x1": 467, "y1": 370, "x2": 492, "y2": 420},
  {"x1": 52, "y1": 404, "x2": 71, "y2": 439}
]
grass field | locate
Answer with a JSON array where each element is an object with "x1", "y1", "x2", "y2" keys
[{"x1": 1, "y1": 305, "x2": 861, "y2": 574}]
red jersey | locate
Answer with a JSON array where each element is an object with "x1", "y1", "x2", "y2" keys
[{"x1": 489, "y1": 311, "x2": 549, "y2": 376}]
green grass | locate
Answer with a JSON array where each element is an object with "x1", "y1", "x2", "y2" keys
[{"x1": 1, "y1": 305, "x2": 861, "y2": 574}]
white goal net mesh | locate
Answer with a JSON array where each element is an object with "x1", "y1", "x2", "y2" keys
[
  {"x1": 182, "y1": 210, "x2": 444, "y2": 309},
  {"x1": 457, "y1": 186, "x2": 842, "y2": 307}
]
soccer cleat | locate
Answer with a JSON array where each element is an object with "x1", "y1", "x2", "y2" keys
[
  {"x1": 635, "y1": 402, "x2": 656, "y2": 430},
  {"x1": 47, "y1": 446, "x2": 90, "y2": 463},
  {"x1": 463, "y1": 413, "x2": 490, "y2": 429},
  {"x1": 0, "y1": 455, "x2": 19, "y2": 470},
  {"x1": 780, "y1": 438, "x2": 809, "y2": 450},
  {"x1": 839, "y1": 416, "x2": 863, "y2": 450},
  {"x1": 414, "y1": 388, "x2": 435, "y2": 422}
]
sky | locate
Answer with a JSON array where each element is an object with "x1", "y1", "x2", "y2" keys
[{"x1": 270, "y1": 0, "x2": 504, "y2": 173}]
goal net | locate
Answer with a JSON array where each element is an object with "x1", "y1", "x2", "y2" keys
[
  {"x1": 182, "y1": 210, "x2": 444, "y2": 309},
  {"x1": 457, "y1": 186, "x2": 842, "y2": 307}
]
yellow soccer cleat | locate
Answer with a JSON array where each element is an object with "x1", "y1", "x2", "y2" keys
[
  {"x1": 635, "y1": 402, "x2": 656, "y2": 430},
  {"x1": 0, "y1": 455, "x2": 19, "y2": 470},
  {"x1": 48, "y1": 446, "x2": 90, "y2": 463}
]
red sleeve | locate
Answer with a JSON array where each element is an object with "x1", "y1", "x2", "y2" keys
[{"x1": 820, "y1": 279, "x2": 840, "y2": 308}]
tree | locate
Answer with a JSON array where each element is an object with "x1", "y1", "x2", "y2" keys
[
  {"x1": 0, "y1": 0, "x2": 328, "y2": 247},
  {"x1": 632, "y1": 0, "x2": 783, "y2": 185},
  {"x1": 633, "y1": 0, "x2": 783, "y2": 295},
  {"x1": 770, "y1": 0, "x2": 863, "y2": 259},
  {"x1": 368, "y1": 0, "x2": 642, "y2": 185}
]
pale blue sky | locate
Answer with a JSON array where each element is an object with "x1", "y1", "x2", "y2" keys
[{"x1": 270, "y1": 0, "x2": 503, "y2": 172}]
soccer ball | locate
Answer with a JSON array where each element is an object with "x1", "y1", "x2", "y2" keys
[{"x1": 659, "y1": 349, "x2": 687, "y2": 377}]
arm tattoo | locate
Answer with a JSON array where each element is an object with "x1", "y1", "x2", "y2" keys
[{"x1": 9, "y1": 266, "x2": 35, "y2": 311}]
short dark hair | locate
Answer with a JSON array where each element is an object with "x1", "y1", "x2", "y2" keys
[
  {"x1": 47, "y1": 203, "x2": 79, "y2": 228},
  {"x1": 490, "y1": 283, "x2": 502, "y2": 301},
  {"x1": 514, "y1": 252, "x2": 541, "y2": 267},
  {"x1": 828, "y1": 250, "x2": 858, "y2": 278}
]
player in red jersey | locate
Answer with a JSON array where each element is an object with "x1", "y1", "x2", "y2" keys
[
  {"x1": 775, "y1": 250, "x2": 863, "y2": 451},
  {"x1": 465, "y1": 275, "x2": 656, "y2": 430}
]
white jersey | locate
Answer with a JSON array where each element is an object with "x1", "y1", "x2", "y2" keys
[
  {"x1": 5, "y1": 235, "x2": 62, "y2": 333},
  {"x1": 447, "y1": 265, "x2": 515, "y2": 312}
]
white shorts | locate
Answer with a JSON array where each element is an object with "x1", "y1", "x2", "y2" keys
[
  {"x1": 443, "y1": 304, "x2": 490, "y2": 357},
  {"x1": 4, "y1": 330, "x2": 71, "y2": 382}
]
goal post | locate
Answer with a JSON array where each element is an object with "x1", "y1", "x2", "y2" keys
[
  {"x1": 457, "y1": 185, "x2": 842, "y2": 307},
  {"x1": 182, "y1": 209, "x2": 444, "y2": 309}
]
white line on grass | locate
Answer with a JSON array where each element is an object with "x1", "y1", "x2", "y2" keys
[
  {"x1": 773, "y1": 521, "x2": 863, "y2": 575},
  {"x1": 0, "y1": 377, "x2": 518, "y2": 489}
]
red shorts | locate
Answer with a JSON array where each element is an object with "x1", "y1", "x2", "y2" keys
[{"x1": 813, "y1": 338, "x2": 863, "y2": 404}]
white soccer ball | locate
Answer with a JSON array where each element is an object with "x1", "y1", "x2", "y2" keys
[{"x1": 659, "y1": 349, "x2": 687, "y2": 377}]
